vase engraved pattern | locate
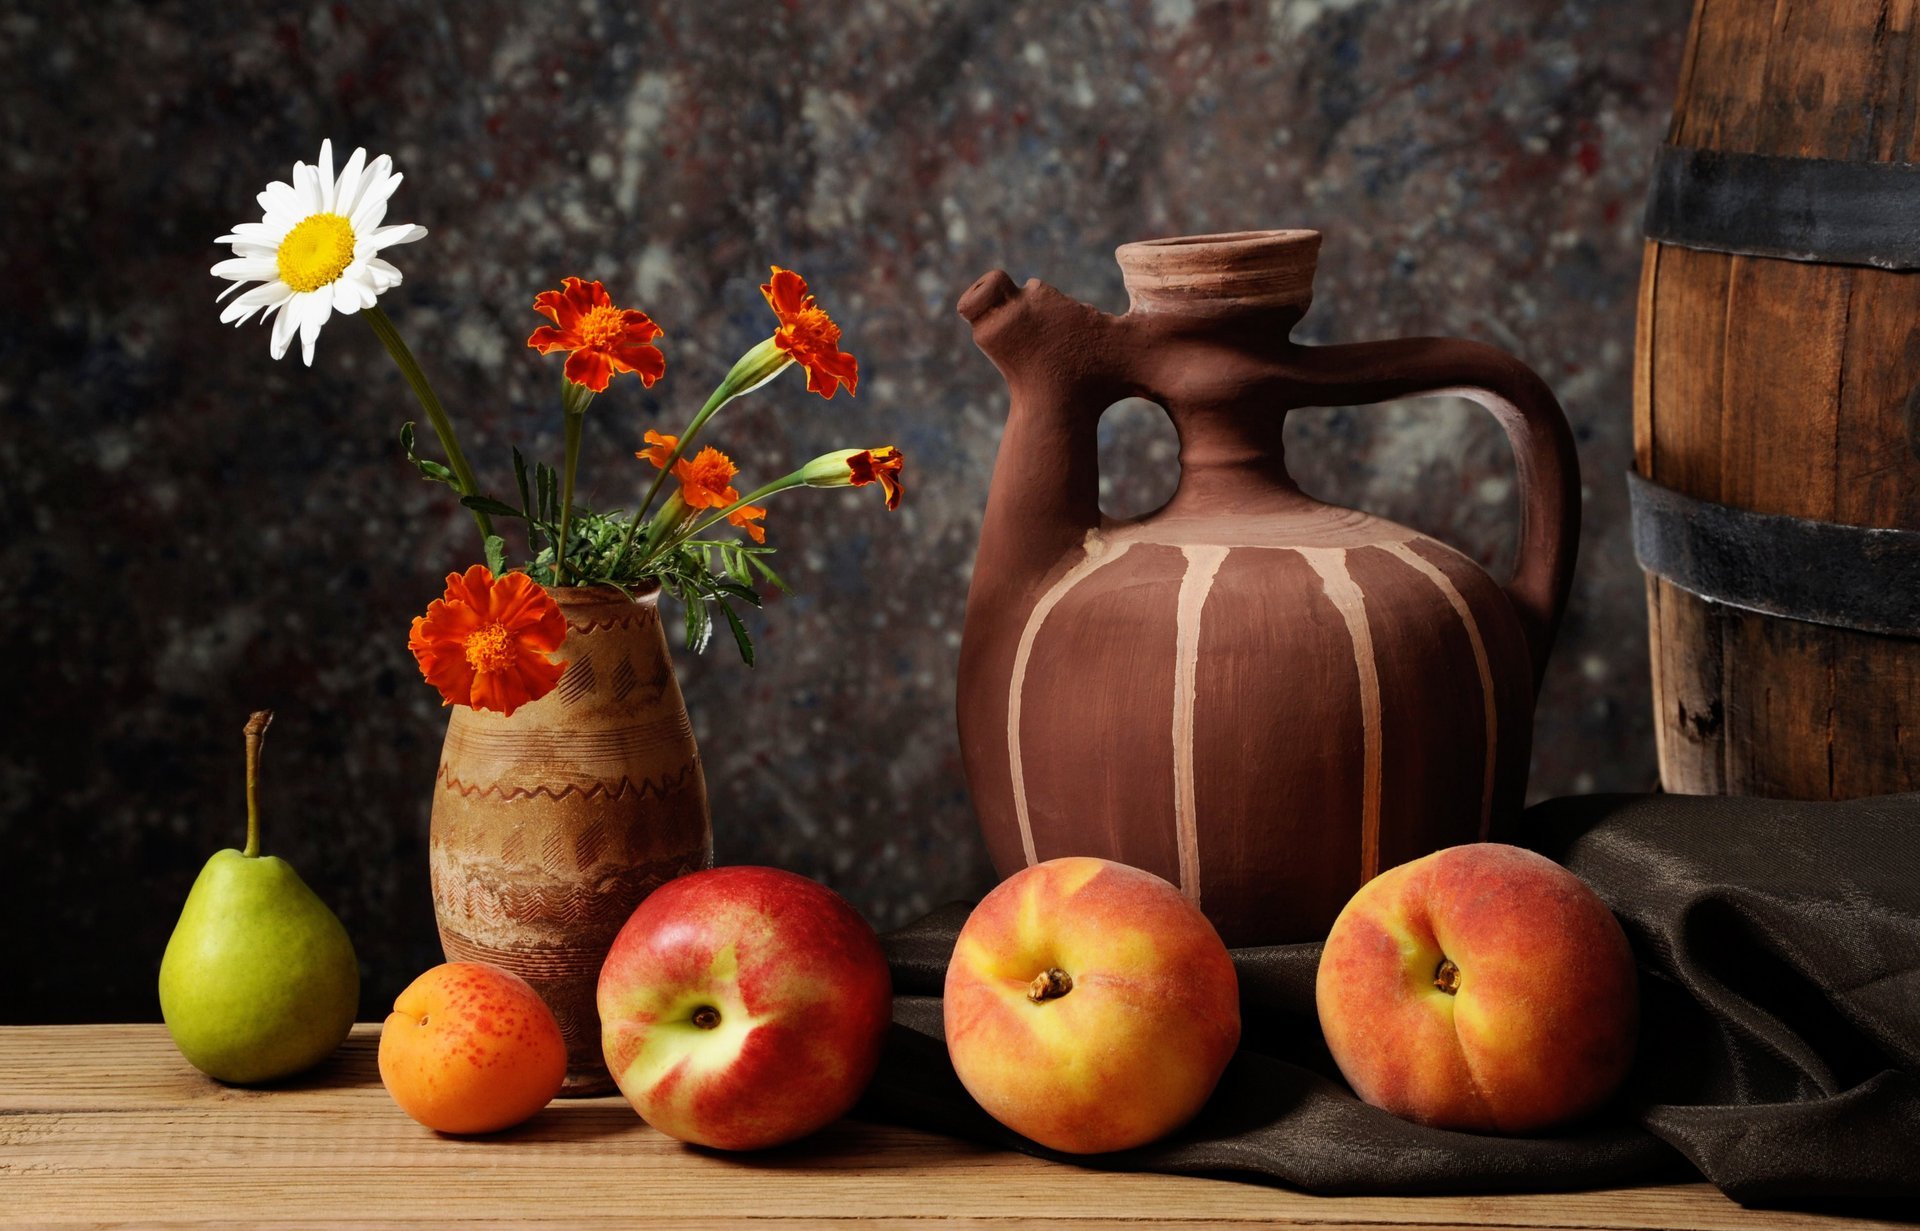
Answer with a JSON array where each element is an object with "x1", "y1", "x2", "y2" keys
[{"x1": 429, "y1": 586, "x2": 711, "y2": 1095}]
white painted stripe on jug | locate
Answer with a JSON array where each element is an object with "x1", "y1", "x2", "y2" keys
[
  {"x1": 1171, "y1": 544, "x2": 1231, "y2": 904},
  {"x1": 1295, "y1": 548, "x2": 1384, "y2": 881},
  {"x1": 1379, "y1": 539, "x2": 1500, "y2": 840},
  {"x1": 1006, "y1": 536, "x2": 1135, "y2": 867}
]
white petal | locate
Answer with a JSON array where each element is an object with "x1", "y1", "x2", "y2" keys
[
  {"x1": 348, "y1": 172, "x2": 395, "y2": 228},
  {"x1": 299, "y1": 292, "x2": 333, "y2": 365},
  {"x1": 296, "y1": 161, "x2": 324, "y2": 215},
  {"x1": 352, "y1": 155, "x2": 393, "y2": 210},
  {"x1": 315, "y1": 140, "x2": 336, "y2": 211},
  {"x1": 332, "y1": 147, "x2": 369, "y2": 219},
  {"x1": 351, "y1": 172, "x2": 399, "y2": 231},
  {"x1": 331, "y1": 274, "x2": 373, "y2": 314},
  {"x1": 211, "y1": 257, "x2": 278, "y2": 281},
  {"x1": 216, "y1": 221, "x2": 279, "y2": 246},
  {"x1": 364, "y1": 223, "x2": 427, "y2": 252},
  {"x1": 365, "y1": 256, "x2": 404, "y2": 290},
  {"x1": 270, "y1": 294, "x2": 302, "y2": 359},
  {"x1": 257, "y1": 179, "x2": 300, "y2": 218},
  {"x1": 221, "y1": 282, "x2": 292, "y2": 325}
]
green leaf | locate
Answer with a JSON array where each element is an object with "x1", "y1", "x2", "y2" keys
[
  {"x1": 723, "y1": 544, "x2": 752, "y2": 587},
  {"x1": 400, "y1": 422, "x2": 458, "y2": 485},
  {"x1": 719, "y1": 600, "x2": 755, "y2": 667},
  {"x1": 748, "y1": 555, "x2": 796, "y2": 596},
  {"x1": 682, "y1": 588, "x2": 713, "y2": 654},
  {"x1": 484, "y1": 535, "x2": 506, "y2": 575},
  {"x1": 462, "y1": 495, "x2": 525, "y2": 518},
  {"x1": 537, "y1": 464, "x2": 557, "y2": 525},
  {"x1": 712, "y1": 579, "x2": 761, "y2": 606},
  {"x1": 512, "y1": 448, "x2": 533, "y2": 518}
]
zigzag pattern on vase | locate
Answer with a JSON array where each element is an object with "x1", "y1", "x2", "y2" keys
[
  {"x1": 566, "y1": 609, "x2": 657, "y2": 636},
  {"x1": 436, "y1": 758, "x2": 700, "y2": 804},
  {"x1": 442, "y1": 712, "x2": 695, "y2": 761}
]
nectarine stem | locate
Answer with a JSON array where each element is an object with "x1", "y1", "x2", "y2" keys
[
  {"x1": 1027, "y1": 968, "x2": 1074, "y2": 1003},
  {"x1": 691, "y1": 1006, "x2": 721, "y2": 1030},
  {"x1": 1434, "y1": 958, "x2": 1460, "y2": 995},
  {"x1": 242, "y1": 710, "x2": 273, "y2": 858}
]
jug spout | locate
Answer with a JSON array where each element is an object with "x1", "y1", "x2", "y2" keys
[{"x1": 956, "y1": 270, "x2": 1131, "y2": 604}]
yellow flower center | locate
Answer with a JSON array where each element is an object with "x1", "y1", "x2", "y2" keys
[
  {"x1": 576, "y1": 304, "x2": 627, "y2": 350},
  {"x1": 276, "y1": 213, "x2": 357, "y2": 293},
  {"x1": 464, "y1": 623, "x2": 517, "y2": 674}
]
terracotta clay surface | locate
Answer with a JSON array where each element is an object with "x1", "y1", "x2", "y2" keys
[
  {"x1": 1635, "y1": 0, "x2": 1920, "y2": 799},
  {"x1": 956, "y1": 231, "x2": 1579, "y2": 946},
  {"x1": 429, "y1": 585, "x2": 711, "y2": 1095}
]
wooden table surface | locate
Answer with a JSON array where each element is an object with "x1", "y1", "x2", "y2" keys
[{"x1": 0, "y1": 1025, "x2": 1906, "y2": 1230}]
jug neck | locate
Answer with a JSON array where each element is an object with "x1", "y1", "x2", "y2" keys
[{"x1": 1163, "y1": 408, "x2": 1320, "y2": 517}]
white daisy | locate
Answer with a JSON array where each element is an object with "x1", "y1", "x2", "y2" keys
[{"x1": 211, "y1": 139, "x2": 428, "y2": 366}]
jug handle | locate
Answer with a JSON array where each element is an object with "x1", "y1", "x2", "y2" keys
[{"x1": 1291, "y1": 336, "x2": 1580, "y2": 689}]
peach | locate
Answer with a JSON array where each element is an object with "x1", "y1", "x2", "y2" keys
[
  {"x1": 944, "y1": 857, "x2": 1240, "y2": 1153},
  {"x1": 1315, "y1": 843, "x2": 1638, "y2": 1133},
  {"x1": 378, "y1": 961, "x2": 567, "y2": 1135}
]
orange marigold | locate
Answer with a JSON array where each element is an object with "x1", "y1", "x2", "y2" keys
[
  {"x1": 408, "y1": 565, "x2": 567, "y2": 718},
  {"x1": 636, "y1": 428, "x2": 678, "y2": 470},
  {"x1": 761, "y1": 266, "x2": 858, "y2": 399},
  {"x1": 847, "y1": 446, "x2": 905, "y2": 511},
  {"x1": 673, "y1": 446, "x2": 742, "y2": 511},
  {"x1": 528, "y1": 277, "x2": 666, "y2": 393},
  {"x1": 728, "y1": 504, "x2": 768, "y2": 544}
]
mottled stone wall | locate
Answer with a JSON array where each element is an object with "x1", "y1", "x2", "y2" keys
[{"x1": 1, "y1": 0, "x2": 1685, "y2": 1021}]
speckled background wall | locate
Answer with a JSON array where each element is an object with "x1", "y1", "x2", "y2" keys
[{"x1": 2, "y1": 0, "x2": 1684, "y2": 1022}]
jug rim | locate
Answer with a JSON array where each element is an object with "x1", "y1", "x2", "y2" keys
[{"x1": 1116, "y1": 229, "x2": 1321, "y2": 320}]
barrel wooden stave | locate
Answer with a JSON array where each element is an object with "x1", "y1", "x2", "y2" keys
[{"x1": 1636, "y1": 0, "x2": 1920, "y2": 799}]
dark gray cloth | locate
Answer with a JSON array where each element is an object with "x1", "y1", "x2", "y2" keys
[{"x1": 856, "y1": 792, "x2": 1920, "y2": 1209}]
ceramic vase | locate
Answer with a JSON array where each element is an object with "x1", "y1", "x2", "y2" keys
[
  {"x1": 954, "y1": 229, "x2": 1580, "y2": 946},
  {"x1": 429, "y1": 584, "x2": 711, "y2": 1095}
]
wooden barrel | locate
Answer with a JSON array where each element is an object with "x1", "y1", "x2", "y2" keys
[{"x1": 1633, "y1": 1, "x2": 1920, "y2": 798}]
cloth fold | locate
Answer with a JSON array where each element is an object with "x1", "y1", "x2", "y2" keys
[{"x1": 856, "y1": 792, "x2": 1920, "y2": 1207}]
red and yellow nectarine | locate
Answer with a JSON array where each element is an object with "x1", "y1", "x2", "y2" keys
[
  {"x1": 944, "y1": 857, "x2": 1240, "y2": 1153},
  {"x1": 597, "y1": 866, "x2": 893, "y2": 1151},
  {"x1": 1315, "y1": 843, "x2": 1637, "y2": 1133}
]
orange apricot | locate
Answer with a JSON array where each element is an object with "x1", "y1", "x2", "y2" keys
[{"x1": 378, "y1": 961, "x2": 566, "y2": 1134}]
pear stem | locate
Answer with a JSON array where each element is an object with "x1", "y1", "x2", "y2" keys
[{"x1": 243, "y1": 710, "x2": 273, "y2": 858}]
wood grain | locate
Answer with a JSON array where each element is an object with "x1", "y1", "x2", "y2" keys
[
  {"x1": 0, "y1": 1026, "x2": 1904, "y2": 1229},
  {"x1": 1637, "y1": 0, "x2": 1920, "y2": 800}
]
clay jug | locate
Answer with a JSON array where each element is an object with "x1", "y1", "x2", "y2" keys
[
  {"x1": 429, "y1": 584, "x2": 711, "y2": 1094},
  {"x1": 955, "y1": 230, "x2": 1579, "y2": 946}
]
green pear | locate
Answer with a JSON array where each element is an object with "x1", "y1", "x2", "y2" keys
[{"x1": 159, "y1": 710, "x2": 359, "y2": 1083}]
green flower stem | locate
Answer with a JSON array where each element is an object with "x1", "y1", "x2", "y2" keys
[
  {"x1": 364, "y1": 304, "x2": 493, "y2": 544},
  {"x1": 653, "y1": 473, "x2": 808, "y2": 561},
  {"x1": 608, "y1": 339, "x2": 791, "y2": 576},
  {"x1": 554, "y1": 380, "x2": 595, "y2": 585}
]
